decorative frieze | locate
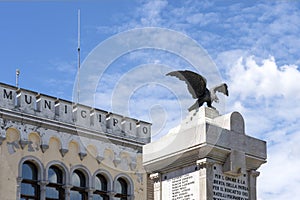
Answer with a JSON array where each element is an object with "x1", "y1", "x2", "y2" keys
[
  {"x1": 1, "y1": 118, "x2": 142, "y2": 171},
  {"x1": 0, "y1": 82, "x2": 151, "y2": 144}
]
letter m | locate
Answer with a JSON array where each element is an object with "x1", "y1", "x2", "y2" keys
[{"x1": 3, "y1": 89, "x2": 13, "y2": 100}]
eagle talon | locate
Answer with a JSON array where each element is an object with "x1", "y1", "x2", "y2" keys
[{"x1": 209, "y1": 106, "x2": 216, "y2": 110}]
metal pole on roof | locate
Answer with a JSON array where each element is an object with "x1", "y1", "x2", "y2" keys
[
  {"x1": 77, "y1": 9, "x2": 81, "y2": 104},
  {"x1": 16, "y1": 69, "x2": 20, "y2": 88}
]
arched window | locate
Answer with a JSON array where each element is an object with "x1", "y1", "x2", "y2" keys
[
  {"x1": 115, "y1": 178, "x2": 128, "y2": 200},
  {"x1": 46, "y1": 166, "x2": 65, "y2": 200},
  {"x1": 93, "y1": 174, "x2": 109, "y2": 200},
  {"x1": 70, "y1": 170, "x2": 88, "y2": 200},
  {"x1": 20, "y1": 161, "x2": 40, "y2": 200}
]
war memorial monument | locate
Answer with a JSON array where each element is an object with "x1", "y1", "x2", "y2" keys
[{"x1": 143, "y1": 70, "x2": 267, "y2": 200}]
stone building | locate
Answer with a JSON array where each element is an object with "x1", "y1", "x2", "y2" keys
[{"x1": 0, "y1": 82, "x2": 151, "y2": 200}]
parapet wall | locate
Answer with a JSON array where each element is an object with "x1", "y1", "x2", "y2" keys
[{"x1": 0, "y1": 82, "x2": 151, "y2": 144}]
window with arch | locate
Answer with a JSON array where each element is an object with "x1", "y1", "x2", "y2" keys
[
  {"x1": 93, "y1": 174, "x2": 109, "y2": 200},
  {"x1": 70, "y1": 169, "x2": 88, "y2": 200},
  {"x1": 46, "y1": 165, "x2": 65, "y2": 200},
  {"x1": 20, "y1": 161, "x2": 40, "y2": 200},
  {"x1": 115, "y1": 178, "x2": 128, "y2": 200}
]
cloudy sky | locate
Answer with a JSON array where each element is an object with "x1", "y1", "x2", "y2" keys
[{"x1": 1, "y1": 1, "x2": 300, "y2": 199}]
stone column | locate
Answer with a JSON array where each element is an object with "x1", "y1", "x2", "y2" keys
[
  {"x1": 62, "y1": 185, "x2": 72, "y2": 200},
  {"x1": 87, "y1": 188, "x2": 95, "y2": 200},
  {"x1": 149, "y1": 173, "x2": 161, "y2": 200},
  {"x1": 248, "y1": 170, "x2": 260, "y2": 200},
  {"x1": 197, "y1": 158, "x2": 215, "y2": 200},
  {"x1": 109, "y1": 191, "x2": 117, "y2": 200},
  {"x1": 38, "y1": 180, "x2": 49, "y2": 200}
]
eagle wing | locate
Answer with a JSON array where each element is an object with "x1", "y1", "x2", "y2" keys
[
  {"x1": 212, "y1": 83, "x2": 229, "y2": 96},
  {"x1": 166, "y1": 70, "x2": 207, "y2": 99}
]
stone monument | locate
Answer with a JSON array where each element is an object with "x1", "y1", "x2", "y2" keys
[{"x1": 143, "y1": 107, "x2": 266, "y2": 200}]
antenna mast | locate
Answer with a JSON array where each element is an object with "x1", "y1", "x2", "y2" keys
[
  {"x1": 77, "y1": 9, "x2": 81, "y2": 103},
  {"x1": 16, "y1": 69, "x2": 20, "y2": 88}
]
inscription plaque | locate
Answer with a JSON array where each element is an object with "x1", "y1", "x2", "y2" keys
[
  {"x1": 162, "y1": 170, "x2": 199, "y2": 200},
  {"x1": 213, "y1": 164, "x2": 249, "y2": 200}
]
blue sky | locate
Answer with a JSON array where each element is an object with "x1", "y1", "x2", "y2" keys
[{"x1": 1, "y1": 1, "x2": 300, "y2": 199}]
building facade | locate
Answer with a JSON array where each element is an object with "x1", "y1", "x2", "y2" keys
[{"x1": 0, "y1": 82, "x2": 151, "y2": 200}]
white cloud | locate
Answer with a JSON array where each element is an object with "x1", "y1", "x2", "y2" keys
[
  {"x1": 227, "y1": 56, "x2": 300, "y2": 117},
  {"x1": 140, "y1": 0, "x2": 168, "y2": 26},
  {"x1": 228, "y1": 56, "x2": 300, "y2": 99},
  {"x1": 222, "y1": 54, "x2": 300, "y2": 200},
  {"x1": 258, "y1": 129, "x2": 300, "y2": 200},
  {"x1": 186, "y1": 12, "x2": 219, "y2": 26},
  {"x1": 51, "y1": 60, "x2": 77, "y2": 74},
  {"x1": 94, "y1": 1, "x2": 300, "y2": 66}
]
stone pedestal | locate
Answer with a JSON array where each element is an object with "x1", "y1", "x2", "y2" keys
[{"x1": 143, "y1": 107, "x2": 267, "y2": 200}]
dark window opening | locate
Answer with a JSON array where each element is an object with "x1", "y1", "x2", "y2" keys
[
  {"x1": 20, "y1": 161, "x2": 40, "y2": 200},
  {"x1": 115, "y1": 178, "x2": 128, "y2": 200},
  {"x1": 70, "y1": 170, "x2": 88, "y2": 200},
  {"x1": 93, "y1": 174, "x2": 109, "y2": 200},
  {"x1": 46, "y1": 166, "x2": 65, "y2": 200}
]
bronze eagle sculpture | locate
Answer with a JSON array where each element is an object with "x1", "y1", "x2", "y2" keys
[{"x1": 166, "y1": 70, "x2": 228, "y2": 111}]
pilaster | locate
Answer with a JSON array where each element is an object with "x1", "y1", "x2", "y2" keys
[
  {"x1": 197, "y1": 158, "x2": 215, "y2": 200},
  {"x1": 248, "y1": 170, "x2": 260, "y2": 200},
  {"x1": 149, "y1": 173, "x2": 162, "y2": 200},
  {"x1": 16, "y1": 177, "x2": 22, "y2": 200}
]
